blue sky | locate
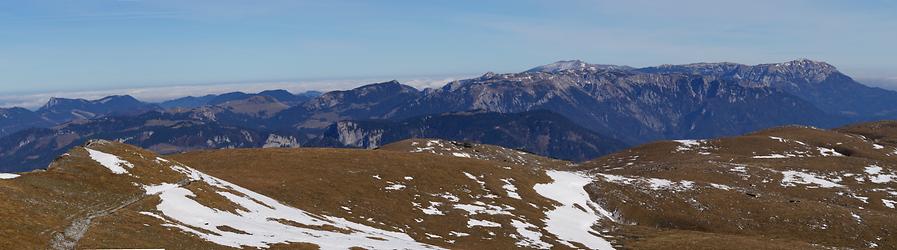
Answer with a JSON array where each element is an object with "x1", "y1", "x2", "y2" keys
[{"x1": 1, "y1": 0, "x2": 896, "y2": 97}]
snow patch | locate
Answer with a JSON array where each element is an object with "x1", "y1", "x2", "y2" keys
[
  {"x1": 781, "y1": 170, "x2": 843, "y2": 188},
  {"x1": 883, "y1": 199, "x2": 896, "y2": 209},
  {"x1": 142, "y1": 164, "x2": 439, "y2": 249},
  {"x1": 674, "y1": 140, "x2": 700, "y2": 151},
  {"x1": 817, "y1": 147, "x2": 844, "y2": 157},
  {"x1": 501, "y1": 178, "x2": 522, "y2": 199},
  {"x1": 86, "y1": 148, "x2": 134, "y2": 174},
  {"x1": 511, "y1": 220, "x2": 553, "y2": 249},
  {"x1": 453, "y1": 203, "x2": 513, "y2": 216},
  {"x1": 752, "y1": 154, "x2": 792, "y2": 159},
  {"x1": 598, "y1": 174, "x2": 695, "y2": 192},
  {"x1": 865, "y1": 165, "x2": 896, "y2": 184},
  {"x1": 709, "y1": 183, "x2": 732, "y2": 190},
  {"x1": 452, "y1": 152, "x2": 472, "y2": 158},
  {"x1": 534, "y1": 171, "x2": 614, "y2": 250},
  {"x1": 0, "y1": 173, "x2": 20, "y2": 179},
  {"x1": 467, "y1": 219, "x2": 501, "y2": 228},
  {"x1": 143, "y1": 183, "x2": 179, "y2": 195},
  {"x1": 434, "y1": 192, "x2": 460, "y2": 202},
  {"x1": 384, "y1": 183, "x2": 407, "y2": 191},
  {"x1": 421, "y1": 202, "x2": 444, "y2": 215}
]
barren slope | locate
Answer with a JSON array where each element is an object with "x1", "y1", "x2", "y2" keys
[
  {"x1": 1, "y1": 139, "x2": 620, "y2": 249},
  {"x1": 580, "y1": 125, "x2": 897, "y2": 248}
]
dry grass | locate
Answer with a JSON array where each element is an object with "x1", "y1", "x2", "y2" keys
[
  {"x1": 168, "y1": 147, "x2": 565, "y2": 249},
  {"x1": 581, "y1": 125, "x2": 897, "y2": 248}
]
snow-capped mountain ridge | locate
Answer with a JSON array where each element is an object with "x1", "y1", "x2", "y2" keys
[{"x1": 526, "y1": 60, "x2": 634, "y2": 73}]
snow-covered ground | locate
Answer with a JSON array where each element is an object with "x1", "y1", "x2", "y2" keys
[
  {"x1": 86, "y1": 148, "x2": 134, "y2": 174},
  {"x1": 140, "y1": 162, "x2": 441, "y2": 249},
  {"x1": 534, "y1": 170, "x2": 615, "y2": 250},
  {"x1": 780, "y1": 170, "x2": 844, "y2": 188},
  {"x1": 0, "y1": 173, "x2": 19, "y2": 179}
]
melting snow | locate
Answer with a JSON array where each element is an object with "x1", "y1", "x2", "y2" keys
[
  {"x1": 511, "y1": 220, "x2": 552, "y2": 249},
  {"x1": 86, "y1": 148, "x2": 134, "y2": 174},
  {"x1": 730, "y1": 165, "x2": 748, "y2": 173},
  {"x1": 452, "y1": 152, "x2": 472, "y2": 158},
  {"x1": 817, "y1": 147, "x2": 844, "y2": 157},
  {"x1": 467, "y1": 219, "x2": 501, "y2": 228},
  {"x1": 384, "y1": 183, "x2": 407, "y2": 191},
  {"x1": 865, "y1": 165, "x2": 896, "y2": 184},
  {"x1": 883, "y1": 199, "x2": 896, "y2": 209},
  {"x1": 867, "y1": 165, "x2": 883, "y2": 175},
  {"x1": 752, "y1": 154, "x2": 792, "y2": 159},
  {"x1": 534, "y1": 171, "x2": 614, "y2": 250},
  {"x1": 873, "y1": 144, "x2": 885, "y2": 150},
  {"x1": 674, "y1": 140, "x2": 700, "y2": 151},
  {"x1": 421, "y1": 202, "x2": 444, "y2": 215},
  {"x1": 434, "y1": 192, "x2": 460, "y2": 202},
  {"x1": 453, "y1": 203, "x2": 513, "y2": 216},
  {"x1": 598, "y1": 174, "x2": 695, "y2": 192},
  {"x1": 768, "y1": 136, "x2": 808, "y2": 145},
  {"x1": 143, "y1": 183, "x2": 179, "y2": 195},
  {"x1": 0, "y1": 173, "x2": 20, "y2": 179},
  {"x1": 449, "y1": 231, "x2": 470, "y2": 237},
  {"x1": 781, "y1": 170, "x2": 844, "y2": 188},
  {"x1": 141, "y1": 163, "x2": 440, "y2": 249},
  {"x1": 463, "y1": 172, "x2": 487, "y2": 187},
  {"x1": 648, "y1": 179, "x2": 673, "y2": 190},
  {"x1": 709, "y1": 183, "x2": 733, "y2": 190},
  {"x1": 673, "y1": 139, "x2": 716, "y2": 154},
  {"x1": 501, "y1": 178, "x2": 522, "y2": 199}
]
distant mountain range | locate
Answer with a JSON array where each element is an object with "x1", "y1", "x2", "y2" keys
[
  {"x1": 159, "y1": 89, "x2": 321, "y2": 109},
  {"x1": 0, "y1": 95, "x2": 158, "y2": 137},
  {"x1": 2, "y1": 59, "x2": 896, "y2": 171},
  {"x1": 315, "y1": 110, "x2": 629, "y2": 162}
]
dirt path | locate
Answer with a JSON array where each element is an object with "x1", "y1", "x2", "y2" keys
[{"x1": 48, "y1": 179, "x2": 193, "y2": 250}]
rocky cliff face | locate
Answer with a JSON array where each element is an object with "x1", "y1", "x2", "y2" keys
[
  {"x1": 262, "y1": 134, "x2": 301, "y2": 148},
  {"x1": 639, "y1": 59, "x2": 897, "y2": 119},
  {"x1": 395, "y1": 67, "x2": 838, "y2": 144},
  {"x1": 319, "y1": 110, "x2": 629, "y2": 162},
  {"x1": 328, "y1": 121, "x2": 385, "y2": 148}
]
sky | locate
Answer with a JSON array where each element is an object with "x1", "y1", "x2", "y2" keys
[{"x1": 1, "y1": 0, "x2": 896, "y2": 107}]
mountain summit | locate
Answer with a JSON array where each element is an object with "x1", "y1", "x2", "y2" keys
[
  {"x1": 526, "y1": 60, "x2": 633, "y2": 73},
  {"x1": 37, "y1": 95, "x2": 157, "y2": 123}
]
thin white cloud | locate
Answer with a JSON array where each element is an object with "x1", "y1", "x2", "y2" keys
[{"x1": 0, "y1": 74, "x2": 476, "y2": 110}]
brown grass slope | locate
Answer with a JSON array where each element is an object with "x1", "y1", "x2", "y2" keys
[
  {"x1": 0, "y1": 141, "x2": 191, "y2": 249},
  {"x1": 378, "y1": 138, "x2": 574, "y2": 169},
  {"x1": 2, "y1": 138, "x2": 620, "y2": 249},
  {"x1": 168, "y1": 145, "x2": 591, "y2": 249},
  {"x1": 836, "y1": 120, "x2": 897, "y2": 147},
  {"x1": 581, "y1": 125, "x2": 897, "y2": 249}
]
